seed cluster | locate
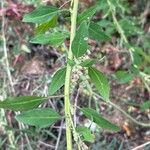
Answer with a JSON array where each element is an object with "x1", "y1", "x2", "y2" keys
[{"x1": 70, "y1": 50, "x2": 91, "y2": 92}]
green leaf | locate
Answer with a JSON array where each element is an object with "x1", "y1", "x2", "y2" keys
[
  {"x1": 88, "y1": 67, "x2": 110, "y2": 101},
  {"x1": 81, "y1": 108, "x2": 120, "y2": 131},
  {"x1": 30, "y1": 31, "x2": 69, "y2": 46},
  {"x1": 72, "y1": 21, "x2": 89, "y2": 58},
  {"x1": 0, "y1": 96, "x2": 45, "y2": 111},
  {"x1": 77, "y1": 5, "x2": 97, "y2": 23},
  {"x1": 140, "y1": 101, "x2": 150, "y2": 111},
  {"x1": 119, "y1": 18, "x2": 138, "y2": 37},
  {"x1": 35, "y1": 16, "x2": 58, "y2": 34},
  {"x1": 115, "y1": 71, "x2": 134, "y2": 84},
  {"x1": 80, "y1": 59, "x2": 95, "y2": 67},
  {"x1": 97, "y1": 20, "x2": 115, "y2": 36},
  {"x1": 133, "y1": 47, "x2": 150, "y2": 64},
  {"x1": 89, "y1": 22, "x2": 110, "y2": 41},
  {"x1": 23, "y1": 6, "x2": 60, "y2": 24},
  {"x1": 49, "y1": 67, "x2": 66, "y2": 95},
  {"x1": 16, "y1": 108, "x2": 61, "y2": 128},
  {"x1": 76, "y1": 126, "x2": 95, "y2": 143},
  {"x1": 130, "y1": 65, "x2": 140, "y2": 75},
  {"x1": 143, "y1": 35, "x2": 150, "y2": 49},
  {"x1": 133, "y1": 51, "x2": 142, "y2": 67},
  {"x1": 97, "y1": 20, "x2": 112, "y2": 27},
  {"x1": 97, "y1": 0, "x2": 109, "y2": 14},
  {"x1": 144, "y1": 67, "x2": 150, "y2": 74}
]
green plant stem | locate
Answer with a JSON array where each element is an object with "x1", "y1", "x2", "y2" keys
[
  {"x1": 107, "y1": 0, "x2": 150, "y2": 92},
  {"x1": 107, "y1": 0, "x2": 134, "y2": 62},
  {"x1": 82, "y1": 77, "x2": 150, "y2": 127},
  {"x1": 64, "y1": 0, "x2": 79, "y2": 150},
  {"x1": 108, "y1": 101, "x2": 150, "y2": 127},
  {"x1": 94, "y1": 93, "x2": 150, "y2": 127}
]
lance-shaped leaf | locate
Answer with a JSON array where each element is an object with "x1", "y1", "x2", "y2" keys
[
  {"x1": 35, "y1": 16, "x2": 58, "y2": 34},
  {"x1": 88, "y1": 67, "x2": 110, "y2": 101},
  {"x1": 72, "y1": 21, "x2": 89, "y2": 58},
  {"x1": 30, "y1": 31, "x2": 69, "y2": 46},
  {"x1": 89, "y1": 22, "x2": 110, "y2": 41},
  {"x1": 16, "y1": 108, "x2": 61, "y2": 128},
  {"x1": 77, "y1": 5, "x2": 97, "y2": 23},
  {"x1": 49, "y1": 67, "x2": 66, "y2": 95},
  {"x1": 23, "y1": 6, "x2": 60, "y2": 24},
  {"x1": 0, "y1": 96, "x2": 46, "y2": 111},
  {"x1": 81, "y1": 108, "x2": 120, "y2": 131}
]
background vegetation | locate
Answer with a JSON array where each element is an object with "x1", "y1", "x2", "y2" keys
[{"x1": 0, "y1": 0, "x2": 150, "y2": 149}]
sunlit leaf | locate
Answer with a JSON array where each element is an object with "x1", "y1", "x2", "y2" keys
[
  {"x1": 0, "y1": 96, "x2": 45, "y2": 111},
  {"x1": 88, "y1": 67, "x2": 110, "y2": 101},
  {"x1": 49, "y1": 67, "x2": 66, "y2": 95},
  {"x1": 81, "y1": 108, "x2": 120, "y2": 131},
  {"x1": 16, "y1": 108, "x2": 61, "y2": 128}
]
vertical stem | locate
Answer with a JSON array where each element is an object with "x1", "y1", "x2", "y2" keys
[
  {"x1": 64, "y1": 0, "x2": 79, "y2": 150},
  {"x1": 1, "y1": 0, "x2": 15, "y2": 94},
  {"x1": 1, "y1": 0, "x2": 15, "y2": 148},
  {"x1": 107, "y1": 0, "x2": 134, "y2": 62}
]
